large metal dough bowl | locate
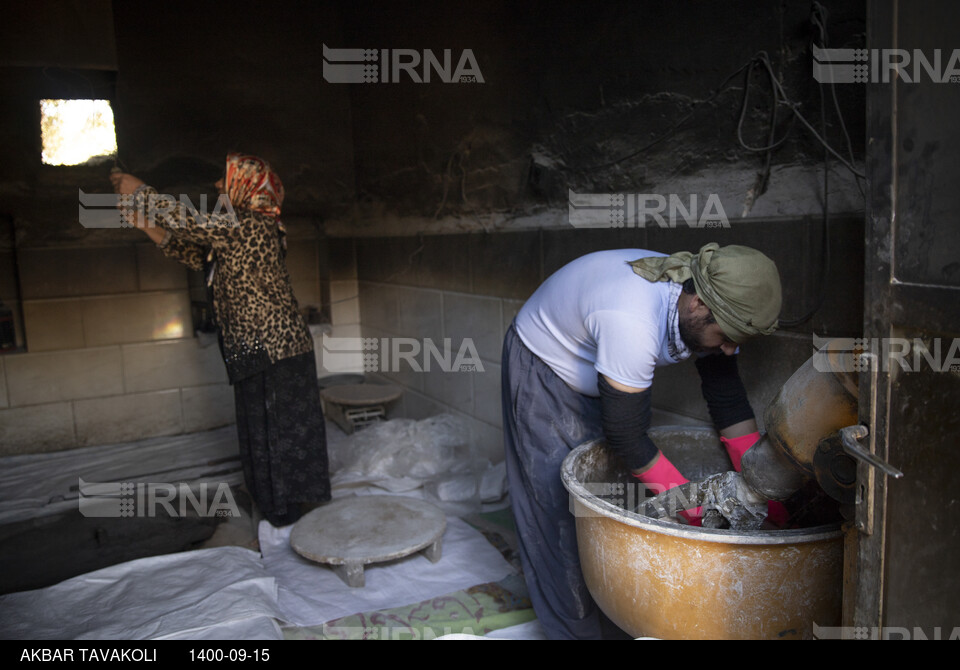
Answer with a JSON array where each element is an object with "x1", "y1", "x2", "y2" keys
[{"x1": 561, "y1": 427, "x2": 843, "y2": 640}]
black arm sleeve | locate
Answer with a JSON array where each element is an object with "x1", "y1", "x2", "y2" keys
[
  {"x1": 694, "y1": 353, "x2": 756, "y2": 431},
  {"x1": 597, "y1": 374, "x2": 659, "y2": 470}
]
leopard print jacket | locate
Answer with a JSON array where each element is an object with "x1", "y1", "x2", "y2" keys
[{"x1": 133, "y1": 185, "x2": 313, "y2": 383}]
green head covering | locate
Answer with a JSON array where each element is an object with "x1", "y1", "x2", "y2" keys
[{"x1": 628, "y1": 243, "x2": 782, "y2": 344}]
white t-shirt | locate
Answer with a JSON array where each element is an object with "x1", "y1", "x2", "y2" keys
[{"x1": 515, "y1": 249, "x2": 688, "y2": 397}]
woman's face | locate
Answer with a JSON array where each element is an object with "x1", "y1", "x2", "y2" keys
[{"x1": 215, "y1": 177, "x2": 227, "y2": 195}]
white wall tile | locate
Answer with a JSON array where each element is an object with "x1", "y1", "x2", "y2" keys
[
  {"x1": 5, "y1": 346, "x2": 123, "y2": 406},
  {"x1": 442, "y1": 293, "x2": 502, "y2": 364},
  {"x1": 0, "y1": 402, "x2": 76, "y2": 455},
  {"x1": 122, "y1": 338, "x2": 227, "y2": 393},
  {"x1": 182, "y1": 384, "x2": 236, "y2": 432},
  {"x1": 83, "y1": 291, "x2": 192, "y2": 347},
  {"x1": 329, "y1": 279, "x2": 360, "y2": 325},
  {"x1": 357, "y1": 283, "x2": 399, "y2": 333},
  {"x1": 501, "y1": 298, "x2": 525, "y2": 338},
  {"x1": 464, "y1": 416, "x2": 504, "y2": 464},
  {"x1": 423, "y1": 364, "x2": 473, "y2": 414},
  {"x1": 471, "y1": 361, "x2": 502, "y2": 428},
  {"x1": 22, "y1": 300, "x2": 85, "y2": 352},
  {"x1": 74, "y1": 389, "x2": 182, "y2": 446},
  {"x1": 396, "y1": 286, "x2": 442, "y2": 339},
  {"x1": 402, "y1": 389, "x2": 448, "y2": 421}
]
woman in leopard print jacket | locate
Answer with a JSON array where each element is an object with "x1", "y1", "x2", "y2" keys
[{"x1": 111, "y1": 154, "x2": 330, "y2": 526}]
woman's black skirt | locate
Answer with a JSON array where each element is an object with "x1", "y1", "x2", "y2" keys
[{"x1": 233, "y1": 351, "x2": 331, "y2": 526}]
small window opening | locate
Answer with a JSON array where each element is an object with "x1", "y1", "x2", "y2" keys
[{"x1": 39, "y1": 99, "x2": 117, "y2": 166}]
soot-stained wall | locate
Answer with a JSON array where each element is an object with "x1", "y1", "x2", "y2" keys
[
  {"x1": 3, "y1": 0, "x2": 867, "y2": 242},
  {"x1": 334, "y1": 0, "x2": 866, "y2": 234},
  {"x1": 2, "y1": 1, "x2": 866, "y2": 242}
]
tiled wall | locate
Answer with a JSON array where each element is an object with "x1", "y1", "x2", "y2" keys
[
  {"x1": 15, "y1": 244, "x2": 193, "y2": 352},
  {"x1": 344, "y1": 217, "x2": 865, "y2": 464},
  {"x1": 312, "y1": 236, "x2": 363, "y2": 376},
  {"x1": 0, "y1": 338, "x2": 233, "y2": 453},
  {"x1": 0, "y1": 232, "x2": 325, "y2": 456},
  {"x1": 357, "y1": 282, "x2": 522, "y2": 464}
]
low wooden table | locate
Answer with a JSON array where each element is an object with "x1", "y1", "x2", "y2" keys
[{"x1": 290, "y1": 495, "x2": 446, "y2": 587}]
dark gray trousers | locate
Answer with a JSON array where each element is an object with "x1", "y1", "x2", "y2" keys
[{"x1": 501, "y1": 323, "x2": 606, "y2": 639}]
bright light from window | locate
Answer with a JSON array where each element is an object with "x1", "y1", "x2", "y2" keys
[{"x1": 40, "y1": 99, "x2": 118, "y2": 166}]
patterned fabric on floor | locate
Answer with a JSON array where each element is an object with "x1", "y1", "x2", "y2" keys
[{"x1": 284, "y1": 575, "x2": 533, "y2": 640}]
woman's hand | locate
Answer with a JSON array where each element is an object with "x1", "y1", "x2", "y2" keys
[
  {"x1": 108, "y1": 171, "x2": 165, "y2": 243},
  {"x1": 109, "y1": 171, "x2": 145, "y2": 195}
]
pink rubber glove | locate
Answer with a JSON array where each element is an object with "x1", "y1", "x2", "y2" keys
[
  {"x1": 721, "y1": 431, "x2": 790, "y2": 527},
  {"x1": 765, "y1": 499, "x2": 791, "y2": 527},
  {"x1": 633, "y1": 454, "x2": 703, "y2": 526},
  {"x1": 720, "y1": 432, "x2": 760, "y2": 472}
]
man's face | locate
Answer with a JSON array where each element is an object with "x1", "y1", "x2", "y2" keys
[{"x1": 679, "y1": 301, "x2": 738, "y2": 356}]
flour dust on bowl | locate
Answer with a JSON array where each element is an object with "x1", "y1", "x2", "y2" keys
[{"x1": 561, "y1": 427, "x2": 843, "y2": 640}]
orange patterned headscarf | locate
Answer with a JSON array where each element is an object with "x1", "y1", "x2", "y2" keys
[{"x1": 224, "y1": 153, "x2": 284, "y2": 217}]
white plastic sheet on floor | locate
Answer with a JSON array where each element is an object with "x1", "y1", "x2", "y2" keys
[
  {"x1": 0, "y1": 546, "x2": 281, "y2": 640},
  {"x1": 0, "y1": 510, "x2": 518, "y2": 640},
  {"x1": 0, "y1": 427, "x2": 244, "y2": 526}
]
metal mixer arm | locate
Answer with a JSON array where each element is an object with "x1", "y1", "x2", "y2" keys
[{"x1": 839, "y1": 425, "x2": 904, "y2": 479}]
